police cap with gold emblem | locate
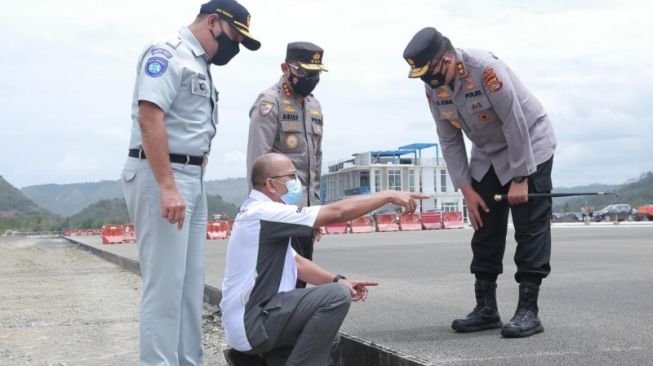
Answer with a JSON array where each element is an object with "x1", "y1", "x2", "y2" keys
[
  {"x1": 200, "y1": 0, "x2": 261, "y2": 50},
  {"x1": 403, "y1": 27, "x2": 450, "y2": 78},
  {"x1": 286, "y1": 42, "x2": 328, "y2": 72}
]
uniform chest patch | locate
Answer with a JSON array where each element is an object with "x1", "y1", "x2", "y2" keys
[
  {"x1": 465, "y1": 90, "x2": 482, "y2": 98},
  {"x1": 145, "y1": 57, "x2": 168, "y2": 77},
  {"x1": 259, "y1": 101, "x2": 274, "y2": 116},
  {"x1": 284, "y1": 105, "x2": 296, "y2": 113},
  {"x1": 285, "y1": 134, "x2": 299, "y2": 149},
  {"x1": 436, "y1": 88, "x2": 451, "y2": 99}
]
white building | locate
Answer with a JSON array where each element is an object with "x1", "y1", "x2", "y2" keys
[{"x1": 321, "y1": 143, "x2": 466, "y2": 217}]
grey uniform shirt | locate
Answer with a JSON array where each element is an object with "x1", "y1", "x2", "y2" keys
[
  {"x1": 129, "y1": 26, "x2": 218, "y2": 156},
  {"x1": 246, "y1": 77, "x2": 324, "y2": 206},
  {"x1": 426, "y1": 48, "x2": 556, "y2": 189}
]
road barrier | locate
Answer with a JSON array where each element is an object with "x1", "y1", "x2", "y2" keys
[
  {"x1": 350, "y1": 216, "x2": 374, "y2": 233},
  {"x1": 123, "y1": 224, "x2": 136, "y2": 243},
  {"x1": 399, "y1": 213, "x2": 422, "y2": 231},
  {"x1": 442, "y1": 211, "x2": 465, "y2": 229},
  {"x1": 325, "y1": 222, "x2": 349, "y2": 234},
  {"x1": 421, "y1": 212, "x2": 443, "y2": 230},
  {"x1": 102, "y1": 225, "x2": 125, "y2": 244},
  {"x1": 207, "y1": 220, "x2": 229, "y2": 240},
  {"x1": 375, "y1": 214, "x2": 399, "y2": 232}
]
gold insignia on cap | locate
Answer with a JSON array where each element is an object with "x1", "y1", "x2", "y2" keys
[
  {"x1": 246, "y1": 15, "x2": 251, "y2": 27},
  {"x1": 285, "y1": 134, "x2": 299, "y2": 149},
  {"x1": 312, "y1": 52, "x2": 321, "y2": 63},
  {"x1": 407, "y1": 58, "x2": 415, "y2": 66}
]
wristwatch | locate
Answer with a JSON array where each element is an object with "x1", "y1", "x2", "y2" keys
[
  {"x1": 513, "y1": 176, "x2": 526, "y2": 183},
  {"x1": 332, "y1": 274, "x2": 346, "y2": 283}
]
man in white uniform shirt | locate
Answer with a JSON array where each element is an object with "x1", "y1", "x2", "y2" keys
[{"x1": 221, "y1": 153, "x2": 426, "y2": 366}]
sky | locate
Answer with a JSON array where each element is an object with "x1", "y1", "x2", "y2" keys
[{"x1": 1, "y1": 0, "x2": 652, "y2": 188}]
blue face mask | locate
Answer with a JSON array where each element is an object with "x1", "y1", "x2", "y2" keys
[{"x1": 281, "y1": 178, "x2": 303, "y2": 205}]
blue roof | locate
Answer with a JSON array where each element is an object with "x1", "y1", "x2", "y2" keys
[
  {"x1": 369, "y1": 149, "x2": 416, "y2": 157},
  {"x1": 398, "y1": 143, "x2": 437, "y2": 150}
]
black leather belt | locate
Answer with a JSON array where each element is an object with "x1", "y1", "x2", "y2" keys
[{"x1": 128, "y1": 149, "x2": 207, "y2": 166}]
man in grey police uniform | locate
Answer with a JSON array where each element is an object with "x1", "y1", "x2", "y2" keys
[
  {"x1": 246, "y1": 42, "x2": 327, "y2": 288},
  {"x1": 121, "y1": 1, "x2": 260, "y2": 364},
  {"x1": 403, "y1": 27, "x2": 557, "y2": 338}
]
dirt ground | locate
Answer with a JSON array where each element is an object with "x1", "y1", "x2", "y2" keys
[{"x1": 0, "y1": 236, "x2": 228, "y2": 366}]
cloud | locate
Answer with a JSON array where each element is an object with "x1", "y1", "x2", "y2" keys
[{"x1": 0, "y1": 0, "x2": 651, "y2": 188}]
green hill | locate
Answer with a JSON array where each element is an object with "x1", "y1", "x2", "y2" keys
[
  {"x1": 22, "y1": 177, "x2": 248, "y2": 217},
  {"x1": 64, "y1": 194, "x2": 239, "y2": 229},
  {"x1": 0, "y1": 176, "x2": 63, "y2": 232},
  {"x1": 553, "y1": 172, "x2": 653, "y2": 212},
  {"x1": 65, "y1": 198, "x2": 131, "y2": 229},
  {"x1": 21, "y1": 180, "x2": 124, "y2": 216}
]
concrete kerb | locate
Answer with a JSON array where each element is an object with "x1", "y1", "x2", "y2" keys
[{"x1": 62, "y1": 236, "x2": 429, "y2": 366}]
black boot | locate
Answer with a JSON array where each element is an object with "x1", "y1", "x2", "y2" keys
[
  {"x1": 452, "y1": 280, "x2": 502, "y2": 332},
  {"x1": 501, "y1": 282, "x2": 544, "y2": 338}
]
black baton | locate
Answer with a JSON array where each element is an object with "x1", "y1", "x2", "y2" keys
[{"x1": 493, "y1": 192, "x2": 618, "y2": 202}]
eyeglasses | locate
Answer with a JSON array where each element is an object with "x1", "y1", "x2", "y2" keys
[
  {"x1": 269, "y1": 172, "x2": 299, "y2": 181},
  {"x1": 287, "y1": 63, "x2": 320, "y2": 79}
]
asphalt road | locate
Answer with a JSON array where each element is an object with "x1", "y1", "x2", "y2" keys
[{"x1": 72, "y1": 223, "x2": 653, "y2": 365}]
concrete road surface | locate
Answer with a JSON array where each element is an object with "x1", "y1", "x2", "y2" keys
[{"x1": 69, "y1": 223, "x2": 653, "y2": 365}]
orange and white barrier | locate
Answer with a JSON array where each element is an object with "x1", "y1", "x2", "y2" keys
[
  {"x1": 375, "y1": 213, "x2": 399, "y2": 232},
  {"x1": 350, "y1": 216, "x2": 374, "y2": 233},
  {"x1": 421, "y1": 212, "x2": 443, "y2": 230},
  {"x1": 325, "y1": 222, "x2": 349, "y2": 234},
  {"x1": 123, "y1": 224, "x2": 136, "y2": 243},
  {"x1": 102, "y1": 224, "x2": 125, "y2": 244},
  {"x1": 207, "y1": 220, "x2": 229, "y2": 240},
  {"x1": 399, "y1": 213, "x2": 422, "y2": 231},
  {"x1": 443, "y1": 211, "x2": 465, "y2": 229}
]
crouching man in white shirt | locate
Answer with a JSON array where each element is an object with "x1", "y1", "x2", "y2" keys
[{"x1": 221, "y1": 153, "x2": 426, "y2": 366}]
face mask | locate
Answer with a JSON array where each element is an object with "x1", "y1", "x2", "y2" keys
[
  {"x1": 280, "y1": 179, "x2": 303, "y2": 205},
  {"x1": 421, "y1": 59, "x2": 446, "y2": 88},
  {"x1": 211, "y1": 28, "x2": 240, "y2": 66},
  {"x1": 287, "y1": 73, "x2": 320, "y2": 97}
]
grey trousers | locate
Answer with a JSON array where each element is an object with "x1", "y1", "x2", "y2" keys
[
  {"x1": 122, "y1": 157, "x2": 207, "y2": 366},
  {"x1": 249, "y1": 283, "x2": 351, "y2": 366}
]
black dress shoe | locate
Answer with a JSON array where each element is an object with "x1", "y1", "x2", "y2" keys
[{"x1": 223, "y1": 348, "x2": 266, "y2": 366}]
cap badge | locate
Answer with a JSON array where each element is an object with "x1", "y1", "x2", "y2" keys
[
  {"x1": 312, "y1": 52, "x2": 321, "y2": 63},
  {"x1": 407, "y1": 58, "x2": 416, "y2": 66}
]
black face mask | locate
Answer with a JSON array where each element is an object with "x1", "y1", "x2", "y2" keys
[
  {"x1": 288, "y1": 73, "x2": 320, "y2": 97},
  {"x1": 211, "y1": 29, "x2": 240, "y2": 66},
  {"x1": 421, "y1": 59, "x2": 447, "y2": 88}
]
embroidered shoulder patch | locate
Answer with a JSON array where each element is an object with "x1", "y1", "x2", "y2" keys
[
  {"x1": 144, "y1": 57, "x2": 168, "y2": 77},
  {"x1": 259, "y1": 100, "x2": 274, "y2": 116},
  {"x1": 151, "y1": 47, "x2": 173, "y2": 59}
]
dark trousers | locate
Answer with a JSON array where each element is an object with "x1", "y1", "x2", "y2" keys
[
  {"x1": 291, "y1": 234, "x2": 314, "y2": 288},
  {"x1": 470, "y1": 157, "x2": 553, "y2": 283},
  {"x1": 249, "y1": 284, "x2": 351, "y2": 366}
]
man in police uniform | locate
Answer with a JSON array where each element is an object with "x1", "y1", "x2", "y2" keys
[
  {"x1": 121, "y1": 1, "x2": 260, "y2": 364},
  {"x1": 246, "y1": 42, "x2": 327, "y2": 288},
  {"x1": 403, "y1": 27, "x2": 556, "y2": 338}
]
